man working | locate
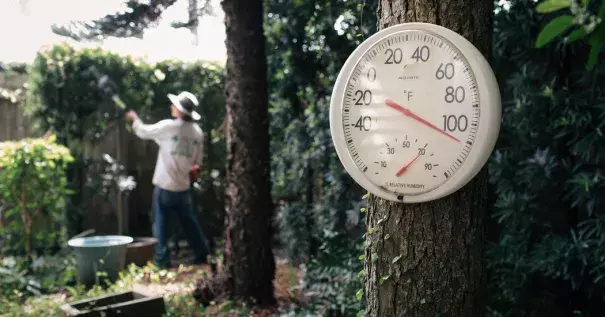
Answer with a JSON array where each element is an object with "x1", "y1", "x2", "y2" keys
[{"x1": 125, "y1": 91, "x2": 209, "y2": 268}]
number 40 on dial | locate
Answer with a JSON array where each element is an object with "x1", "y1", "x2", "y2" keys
[{"x1": 329, "y1": 23, "x2": 501, "y2": 203}]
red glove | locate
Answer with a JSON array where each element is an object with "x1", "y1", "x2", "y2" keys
[{"x1": 189, "y1": 164, "x2": 201, "y2": 182}]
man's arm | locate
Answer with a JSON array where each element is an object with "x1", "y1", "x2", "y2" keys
[{"x1": 126, "y1": 111, "x2": 171, "y2": 141}]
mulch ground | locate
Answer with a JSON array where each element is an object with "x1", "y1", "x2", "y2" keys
[{"x1": 131, "y1": 249, "x2": 308, "y2": 316}]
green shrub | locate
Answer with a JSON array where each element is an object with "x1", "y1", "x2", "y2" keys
[{"x1": 0, "y1": 135, "x2": 73, "y2": 257}]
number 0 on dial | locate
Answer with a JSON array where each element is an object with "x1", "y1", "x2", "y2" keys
[{"x1": 330, "y1": 23, "x2": 501, "y2": 203}]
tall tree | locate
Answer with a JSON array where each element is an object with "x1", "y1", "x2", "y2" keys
[
  {"x1": 195, "y1": 0, "x2": 276, "y2": 307},
  {"x1": 363, "y1": 0, "x2": 493, "y2": 316}
]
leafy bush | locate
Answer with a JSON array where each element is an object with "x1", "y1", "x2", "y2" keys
[
  {"x1": 299, "y1": 230, "x2": 365, "y2": 317},
  {"x1": 0, "y1": 135, "x2": 73, "y2": 257}
]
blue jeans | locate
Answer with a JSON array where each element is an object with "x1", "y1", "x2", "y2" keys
[{"x1": 153, "y1": 187, "x2": 209, "y2": 267}]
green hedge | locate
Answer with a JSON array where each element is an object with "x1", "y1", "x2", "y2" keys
[
  {"x1": 25, "y1": 44, "x2": 225, "y2": 146},
  {"x1": 23, "y1": 44, "x2": 227, "y2": 244},
  {"x1": 0, "y1": 135, "x2": 73, "y2": 257}
]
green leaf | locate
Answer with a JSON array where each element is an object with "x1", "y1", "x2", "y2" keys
[
  {"x1": 357, "y1": 310, "x2": 365, "y2": 317},
  {"x1": 358, "y1": 269, "x2": 365, "y2": 278},
  {"x1": 582, "y1": 0, "x2": 590, "y2": 7},
  {"x1": 360, "y1": 207, "x2": 366, "y2": 213},
  {"x1": 535, "y1": 0, "x2": 571, "y2": 13},
  {"x1": 384, "y1": 234, "x2": 391, "y2": 240},
  {"x1": 566, "y1": 27, "x2": 588, "y2": 43},
  {"x1": 367, "y1": 227, "x2": 375, "y2": 234},
  {"x1": 371, "y1": 252, "x2": 378, "y2": 263},
  {"x1": 586, "y1": 27, "x2": 604, "y2": 70},
  {"x1": 535, "y1": 15, "x2": 574, "y2": 48},
  {"x1": 358, "y1": 254, "x2": 366, "y2": 260},
  {"x1": 379, "y1": 274, "x2": 391, "y2": 285},
  {"x1": 586, "y1": 41, "x2": 601, "y2": 70},
  {"x1": 392, "y1": 254, "x2": 402, "y2": 264},
  {"x1": 356, "y1": 288, "x2": 363, "y2": 301}
]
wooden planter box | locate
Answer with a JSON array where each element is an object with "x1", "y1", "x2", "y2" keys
[{"x1": 60, "y1": 290, "x2": 165, "y2": 317}]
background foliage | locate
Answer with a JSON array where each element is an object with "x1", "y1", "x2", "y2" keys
[
  {"x1": 488, "y1": 0, "x2": 605, "y2": 316},
  {"x1": 265, "y1": 0, "x2": 376, "y2": 315}
]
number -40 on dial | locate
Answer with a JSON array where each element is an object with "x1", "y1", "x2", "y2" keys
[{"x1": 330, "y1": 23, "x2": 501, "y2": 203}]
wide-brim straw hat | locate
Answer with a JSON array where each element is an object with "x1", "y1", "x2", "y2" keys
[{"x1": 167, "y1": 91, "x2": 201, "y2": 121}]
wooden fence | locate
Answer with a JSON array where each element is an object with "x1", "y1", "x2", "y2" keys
[{"x1": 0, "y1": 73, "x2": 35, "y2": 140}]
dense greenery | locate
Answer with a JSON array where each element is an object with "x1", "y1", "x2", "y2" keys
[
  {"x1": 24, "y1": 44, "x2": 227, "y2": 244},
  {"x1": 0, "y1": 135, "x2": 73, "y2": 257},
  {"x1": 265, "y1": 1, "x2": 376, "y2": 314},
  {"x1": 488, "y1": 0, "x2": 605, "y2": 316}
]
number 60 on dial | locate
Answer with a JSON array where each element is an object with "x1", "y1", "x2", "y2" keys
[{"x1": 329, "y1": 23, "x2": 501, "y2": 203}]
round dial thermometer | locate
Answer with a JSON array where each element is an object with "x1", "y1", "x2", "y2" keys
[{"x1": 330, "y1": 23, "x2": 501, "y2": 203}]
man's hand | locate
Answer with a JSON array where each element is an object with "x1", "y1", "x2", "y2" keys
[
  {"x1": 189, "y1": 164, "x2": 201, "y2": 182},
  {"x1": 125, "y1": 110, "x2": 139, "y2": 122}
]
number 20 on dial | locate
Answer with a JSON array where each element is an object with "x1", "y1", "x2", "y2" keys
[{"x1": 330, "y1": 23, "x2": 501, "y2": 203}]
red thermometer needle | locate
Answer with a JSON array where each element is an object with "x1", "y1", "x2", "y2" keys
[{"x1": 385, "y1": 98, "x2": 460, "y2": 143}]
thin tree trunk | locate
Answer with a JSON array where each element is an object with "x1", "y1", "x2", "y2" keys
[
  {"x1": 364, "y1": 1, "x2": 493, "y2": 316},
  {"x1": 221, "y1": 0, "x2": 276, "y2": 306}
]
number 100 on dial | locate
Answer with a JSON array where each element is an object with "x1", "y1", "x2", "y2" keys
[{"x1": 330, "y1": 23, "x2": 501, "y2": 203}]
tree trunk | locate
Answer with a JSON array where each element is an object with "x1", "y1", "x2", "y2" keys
[
  {"x1": 220, "y1": 0, "x2": 276, "y2": 306},
  {"x1": 363, "y1": 1, "x2": 493, "y2": 316}
]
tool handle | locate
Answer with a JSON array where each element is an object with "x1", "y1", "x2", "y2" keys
[{"x1": 111, "y1": 95, "x2": 128, "y2": 111}]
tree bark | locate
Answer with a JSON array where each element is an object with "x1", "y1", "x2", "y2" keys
[
  {"x1": 221, "y1": 0, "x2": 276, "y2": 306},
  {"x1": 363, "y1": 1, "x2": 493, "y2": 316}
]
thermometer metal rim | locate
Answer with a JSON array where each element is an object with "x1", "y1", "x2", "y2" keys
[{"x1": 329, "y1": 22, "x2": 501, "y2": 203}]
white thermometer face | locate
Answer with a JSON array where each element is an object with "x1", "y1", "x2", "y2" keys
[{"x1": 342, "y1": 30, "x2": 479, "y2": 197}]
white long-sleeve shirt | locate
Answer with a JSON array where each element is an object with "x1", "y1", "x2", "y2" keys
[{"x1": 132, "y1": 118, "x2": 204, "y2": 192}]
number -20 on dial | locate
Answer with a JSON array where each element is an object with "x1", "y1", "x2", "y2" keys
[{"x1": 330, "y1": 23, "x2": 501, "y2": 203}]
